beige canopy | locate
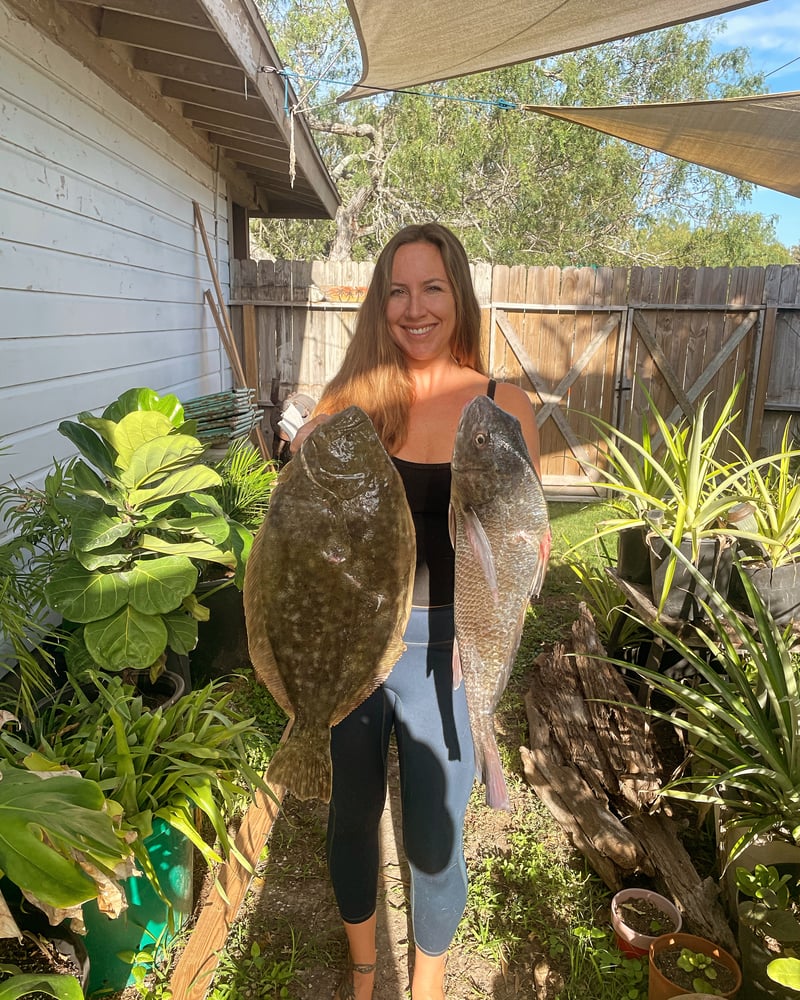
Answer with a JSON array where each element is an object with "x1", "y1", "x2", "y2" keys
[
  {"x1": 522, "y1": 92, "x2": 800, "y2": 197},
  {"x1": 339, "y1": 0, "x2": 800, "y2": 199},
  {"x1": 342, "y1": 0, "x2": 764, "y2": 100}
]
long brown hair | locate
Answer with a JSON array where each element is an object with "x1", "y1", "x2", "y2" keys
[{"x1": 316, "y1": 223, "x2": 485, "y2": 453}]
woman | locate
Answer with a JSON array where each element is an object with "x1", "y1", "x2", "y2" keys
[{"x1": 293, "y1": 223, "x2": 541, "y2": 1000}]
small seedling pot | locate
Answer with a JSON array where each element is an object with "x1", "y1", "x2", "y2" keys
[{"x1": 610, "y1": 888, "x2": 682, "y2": 958}]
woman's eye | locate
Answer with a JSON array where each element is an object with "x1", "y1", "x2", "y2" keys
[{"x1": 389, "y1": 287, "x2": 407, "y2": 297}]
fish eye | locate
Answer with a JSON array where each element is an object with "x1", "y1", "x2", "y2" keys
[{"x1": 474, "y1": 431, "x2": 488, "y2": 447}]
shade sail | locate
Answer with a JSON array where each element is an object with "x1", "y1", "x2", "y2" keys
[
  {"x1": 522, "y1": 92, "x2": 800, "y2": 198},
  {"x1": 341, "y1": 0, "x2": 764, "y2": 100}
]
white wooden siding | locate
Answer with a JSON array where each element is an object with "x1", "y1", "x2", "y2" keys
[{"x1": 0, "y1": 0, "x2": 233, "y2": 489}]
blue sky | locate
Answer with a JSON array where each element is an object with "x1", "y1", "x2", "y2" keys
[{"x1": 707, "y1": 0, "x2": 800, "y2": 248}]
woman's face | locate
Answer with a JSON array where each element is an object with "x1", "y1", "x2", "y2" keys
[{"x1": 385, "y1": 241, "x2": 457, "y2": 364}]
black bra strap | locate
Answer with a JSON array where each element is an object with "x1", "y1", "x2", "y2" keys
[{"x1": 487, "y1": 378, "x2": 497, "y2": 399}]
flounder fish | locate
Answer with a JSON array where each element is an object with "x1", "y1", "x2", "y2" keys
[
  {"x1": 450, "y1": 395, "x2": 551, "y2": 810},
  {"x1": 243, "y1": 406, "x2": 415, "y2": 802}
]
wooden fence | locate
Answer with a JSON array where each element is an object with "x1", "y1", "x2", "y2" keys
[{"x1": 230, "y1": 260, "x2": 800, "y2": 496}]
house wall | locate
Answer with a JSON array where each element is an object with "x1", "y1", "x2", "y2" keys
[{"x1": 0, "y1": 0, "x2": 233, "y2": 491}]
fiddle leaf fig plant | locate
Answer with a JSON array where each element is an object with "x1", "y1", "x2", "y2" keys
[{"x1": 39, "y1": 388, "x2": 251, "y2": 674}]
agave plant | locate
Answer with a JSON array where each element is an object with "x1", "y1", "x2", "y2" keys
[
  {"x1": 605, "y1": 542, "x2": 800, "y2": 865},
  {"x1": 727, "y1": 421, "x2": 800, "y2": 569}
]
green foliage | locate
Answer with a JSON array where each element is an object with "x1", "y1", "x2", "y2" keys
[
  {"x1": 736, "y1": 863, "x2": 800, "y2": 944},
  {"x1": 675, "y1": 946, "x2": 724, "y2": 994},
  {"x1": 0, "y1": 675, "x2": 274, "y2": 902},
  {"x1": 252, "y1": 3, "x2": 787, "y2": 266},
  {"x1": 0, "y1": 762, "x2": 134, "y2": 938},
  {"x1": 206, "y1": 925, "x2": 301, "y2": 1000},
  {"x1": 636, "y1": 214, "x2": 793, "y2": 266},
  {"x1": 610, "y1": 544, "x2": 800, "y2": 864},
  {"x1": 766, "y1": 955, "x2": 800, "y2": 992},
  {"x1": 16, "y1": 387, "x2": 254, "y2": 675},
  {"x1": 210, "y1": 440, "x2": 279, "y2": 532},
  {"x1": 0, "y1": 970, "x2": 84, "y2": 1000}
]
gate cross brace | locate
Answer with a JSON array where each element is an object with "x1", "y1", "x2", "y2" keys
[{"x1": 496, "y1": 310, "x2": 618, "y2": 484}]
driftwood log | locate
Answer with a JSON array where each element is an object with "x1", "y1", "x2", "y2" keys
[{"x1": 520, "y1": 603, "x2": 736, "y2": 953}]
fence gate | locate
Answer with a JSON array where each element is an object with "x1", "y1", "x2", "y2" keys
[{"x1": 230, "y1": 260, "x2": 800, "y2": 492}]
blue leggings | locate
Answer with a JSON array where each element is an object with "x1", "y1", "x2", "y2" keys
[{"x1": 326, "y1": 604, "x2": 475, "y2": 956}]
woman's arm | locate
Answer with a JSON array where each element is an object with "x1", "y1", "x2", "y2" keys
[{"x1": 493, "y1": 382, "x2": 542, "y2": 477}]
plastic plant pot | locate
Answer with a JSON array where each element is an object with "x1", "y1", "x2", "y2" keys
[{"x1": 610, "y1": 888, "x2": 682, "y2": 958}]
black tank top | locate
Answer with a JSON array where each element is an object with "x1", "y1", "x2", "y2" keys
[{"x1": 392, "y1": 379, "x2": 496, "y2": 607}]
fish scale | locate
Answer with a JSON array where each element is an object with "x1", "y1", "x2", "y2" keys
[
  {"x1": 243, "y1": 406, "x2": 416, "y2": 803},
  {"x1": 450, "y1": 395, "x2": 551, "y2": 810}
]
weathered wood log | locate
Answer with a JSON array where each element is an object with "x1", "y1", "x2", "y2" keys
[{"x1": 521, "y1": 604, "x2": 737, "y2": 954}]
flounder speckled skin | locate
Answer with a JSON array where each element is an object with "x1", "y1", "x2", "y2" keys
[
  {"x1": 450, "y1": 395, "x2": 551, "y2": 810},
  {"x1": 244, "y1": 406, "x2": 415, "y2": 802}
]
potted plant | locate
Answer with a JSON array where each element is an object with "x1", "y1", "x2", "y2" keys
[
  {"x1": 604, "y1": 545, "x2": 800, "y2": 897},
  {"x1": 648, "y1": 933, "x2": 741, "y2": 999},
  {"x1": 0, "y1": 673, "x2": 272, "y2": 992},
  {"x1": 588, "y1": 384, "x2": 745, "y2": 618},
  {"x1": 4, "y1": 388, "x2": 252, "y2": 681},
  {"x1": 192, "y1": 438, "x2": 279, "y2": 683},
  {"x1": 610, "y1": 886, "x2": 682, "y2": 958},
  {"x1": 735, "y1": 862, "x2": 800, "y2": 997},
  {"x1": 725, "y1": 422, "x2": 800, "y2": 625}
]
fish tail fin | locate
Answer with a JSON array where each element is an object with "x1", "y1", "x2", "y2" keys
[
  {"x1": 480, "y1": 740, "x2": 512, "y2": 812},
  {"x1": 266, "y1": 728, "x2": 332, "y2": 802},
  {"x1": 452, "y1": 638, "x2": 463, "y2": 689}
]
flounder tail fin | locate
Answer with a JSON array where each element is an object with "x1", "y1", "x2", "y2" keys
[{"x1": 266, "y1": 726, "x2": 333, "y2": 803}]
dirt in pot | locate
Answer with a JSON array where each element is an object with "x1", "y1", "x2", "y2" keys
[
  {"x1": 0, "y1": 931, "x2": 82, "y2": 997},
  {"x1": 618, "y1": 897, "x2": 679, "y2": 936},
  {"x1": 653, "y1": 945, "x2": 738, "y2": 995}
]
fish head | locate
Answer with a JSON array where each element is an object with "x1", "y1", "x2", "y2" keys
[
  {"x1": 451, "y1": 395, "x2": 532, "y2": 505},
  {"x1": 300, "y1": 406, "x2": 384, "y2": 500}
]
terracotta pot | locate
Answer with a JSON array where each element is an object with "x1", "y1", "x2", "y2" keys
[
  {"x1": 648, "y1": 932, "x2": 741, "y2": 1000},
  {"x1": 611, "y1": 888, "x2": 682, "y2": 958}
]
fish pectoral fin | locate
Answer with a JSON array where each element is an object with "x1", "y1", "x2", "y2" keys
[
  {"x1": 464, "y1": 507, "x2": 499, "y2": 601},
  {"x1": 451, "y1": 638, "x2": 463, "y2": 690}
]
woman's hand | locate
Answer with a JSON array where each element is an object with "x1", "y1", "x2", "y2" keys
[{"x1": 290, "y1": 413, "x2": 332, "y2": 454}]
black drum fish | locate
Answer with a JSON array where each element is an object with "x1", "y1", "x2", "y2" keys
[{"x1": 450, "y1": 395, "x2": 551, "y2": 810}]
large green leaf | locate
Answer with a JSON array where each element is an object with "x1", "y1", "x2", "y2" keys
[
  {"x1": 167, "y1": 513, "x2": 233, "y2": 545},
  {"x1": 139, "y1": 535, "x2": 237, "y2": 567},
  {"x1": 84, "y1": 605, "x2": 168, "y2": 671},
  {"x1": 106, "y1": 411, "x2": 176, "y2": 466},
  {"x1": 0, "y1": 972, "x2": 84, "y2": 999},
  {"x1": 71, "y1": 459, "x2": 121, "y2": 504},
  {"x1": 71, "y1": 497, "x2": 132, "y2": 553},
  {"x1": 57, "y1": 421, "x2": 115, "y2": 478},
  {"x1": 119, "y1": 434, "x2": 206, "y2": 491},
  {"x1": 44, "y1": 558, "x2": 129, "y2": 624},
  {"x1": 126, "y1": 555, "x2": 197, "y2": 615},
  {"x1": 128, "y1": 466, "x2": 221, "y2": 508},
  {"x1": 163, "y1": 611, "x2": 199, "y2": 655},
  {"x1": 102, "y1": 387, "x2": 184, "y2": 426},
  {"x1": 0, "y1": 767, "x2": 123, "y2": 908}
]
